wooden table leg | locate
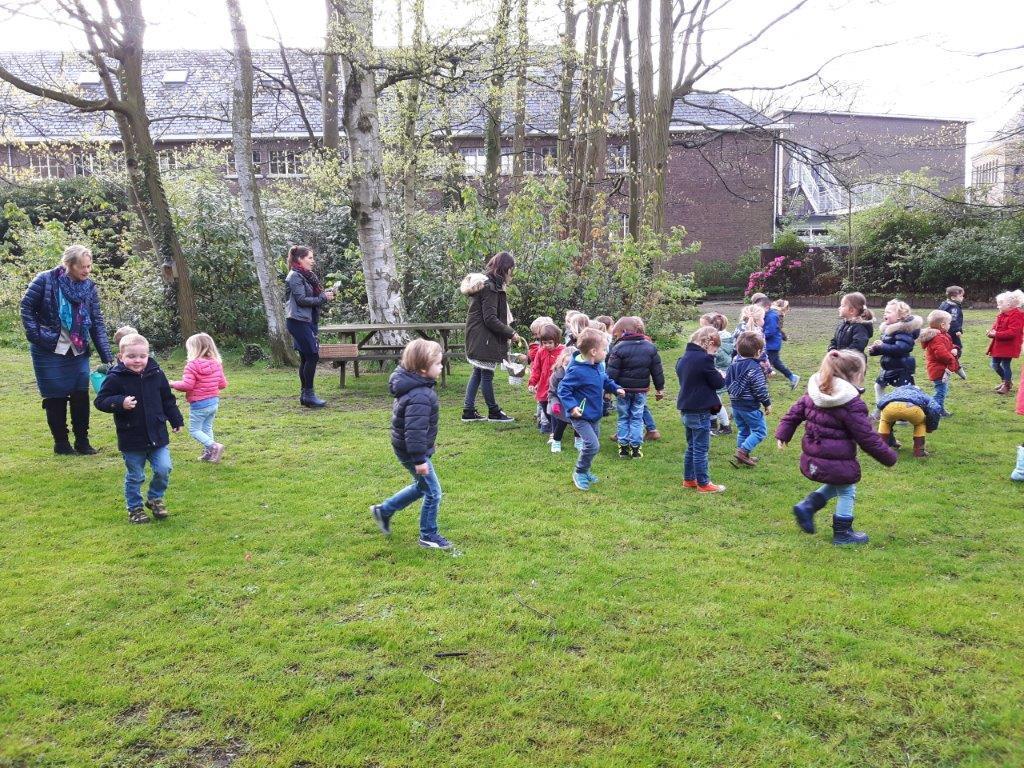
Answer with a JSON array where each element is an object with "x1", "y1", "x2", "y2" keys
[{"x1": 339, "y1": 361, "x2": 347, "y2": 388}]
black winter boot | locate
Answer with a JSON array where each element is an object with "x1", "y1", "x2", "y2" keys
[
  {"x1": 43, "y1": 398, "x2": 75, "y2": 454},
  {"x1": 792, "y1": 490, "x2": 828, "y2": 534},
  {"x1": 885, "y1": 432, "x2": 901, "y2": 449},
  {"x1": 300, "y1": 388, "x2": 327, "y2": 408},
  {"x1": 69, "y1": 390, "x2": 98, "y2": 454},
  {"x1": 831, "y1": 515, "x2": 869, "y2": 545}
]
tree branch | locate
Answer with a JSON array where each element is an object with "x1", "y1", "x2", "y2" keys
[{"x1": 0, "y1": 63, "x2": 123, "y2": 113}]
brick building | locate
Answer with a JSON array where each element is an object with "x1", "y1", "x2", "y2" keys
[{"x1": 776, "y1": 110, "x2": 968, "y2": 239}]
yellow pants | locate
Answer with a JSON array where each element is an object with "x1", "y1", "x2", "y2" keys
[{"x1": 879, "y1": 402, "x2": 927, "y2": 438}]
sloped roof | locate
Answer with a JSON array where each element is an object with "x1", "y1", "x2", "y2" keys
[{"x1": 0, "y1": 48, "x2": 778, "y2": 142}]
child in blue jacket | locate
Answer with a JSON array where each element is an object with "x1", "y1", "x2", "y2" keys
[
  {"x1": 558, "y1": 328, "x2": 624, "y2": 491},
  {"x1": 726, "y1": 331, "x2": 772, "y2": 468},
  {"x1": 676, "y1": 326, "x2": 727, "y2": 493},
  {"x1": 877, "y1": 383, "x2": 941, "y2": 458},
  {"x1": 752, "y1": 293, "x2": 800, "y2": 389}
]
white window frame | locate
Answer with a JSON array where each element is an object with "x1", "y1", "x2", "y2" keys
[
  {"x1": 267, "y1": 149, "x2": 303, "y2": 177},
  {"x1": 606, "y1": 144, "x2": 629, "y2": 174},
  {"x1": 157, "y1": 150, "x2": 178, "y2": 173},
  {"x1": 225, "y1": 150, "x2": 264, "y2": 178},
  {"x1": 30, "y1": 154, "x2": 61, "y2": 179},
  {"x1": 458, "y1": 147, "x2": 487, "y2": 176},
  {"x1": 72, "y1": 152, "x2": 97, "y2": 177}
]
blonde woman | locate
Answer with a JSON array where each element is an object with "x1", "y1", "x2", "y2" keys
[{"x1": 20, "y1": 243, "x2": 113, "y2": 455}]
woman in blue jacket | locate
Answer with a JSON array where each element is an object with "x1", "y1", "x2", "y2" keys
[{"x1": 20, "y1": 244, "x2": 113, "y2": 455}]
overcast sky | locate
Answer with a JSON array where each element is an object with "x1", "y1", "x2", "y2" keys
[{"x1": 2, "y1": 0, "x2": 1022, "y2": 155}]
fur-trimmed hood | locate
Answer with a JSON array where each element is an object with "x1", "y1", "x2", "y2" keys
[
  {"x1": 807, "y1": 372, "x2": 860, "y2": 409},
  {"x1": 918, "y1": 327, "x2": 942, "y2": 344},
  {"x1": 878, "y1": 315, "x2": 923, "y2": 337},
  {"x1": 460, "y1": 272, "x2": 489, "y2": 296}
]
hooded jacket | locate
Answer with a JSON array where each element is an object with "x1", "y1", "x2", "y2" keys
[
  {"x1": 828, "y1": 318, "x2": 874, "y2": 355},
  {"x1": 94, "y1": 358, "x2": 184, "y2": 452},
  {"x1": 557, "y1": 354, "x2": 620, "y2": 423},
  {"x1": 462, "y1": 272, "x2": 515, "y2": 363},
  {"x1": 528, "y1": 343, "x2": 564, "y2": 403},
  {"x1": 675, "y1": 343, "x2": 726, "y2": 413},
  {"x1": 986, "y1": 307, "x2": 1024, "y2": 359},
  {"x1": 938, "y1": 299, "x2": 964, "y2": 340},
  {"x1": 725, "y1": 355, "x2": 771, "y2": 411},
  {"x1": 775, "y1": 373, "x2": 897, "y2": 485},
  {"x1": 870, "y1": 315, "x2": 922, "y2": 385},
  {"x1": 20, "y1": 266, "x2": 113, "y2": 363},
  {"x1": 170, "y1": 358, "x2": 229, "y2": 403},
  {"x1": 919, "y1": 327, "x2": 960, "y2": 381},
  {"x1": 877, "y1": 384, "x2": 943, "y2": 433},
  {"x1": 389, "y1": 367, "x2": 439, "y2": 464},
  {"x1": 762, "y1": 308, "x2": 783, "y2": 352},
  {"x1": 606, "y1": 333, "x2": 665, "y2": 392}
]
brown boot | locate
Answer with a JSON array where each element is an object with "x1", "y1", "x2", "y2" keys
[
  {"x1": 645, "y1": 429, "x2": 662, "y2": 441},
  {"x1": 730, "y1": 448, "x2": 757, "y2": 467},
  {"x1": 1004, "y1": 379, "x2": 1014, "y2": 395},
  {"x1": 995, "y1": 381, "x2": 1009, "y2": 394},
  {"x1": 913, "y1": 436, "x2": 929, "y2": 458}
]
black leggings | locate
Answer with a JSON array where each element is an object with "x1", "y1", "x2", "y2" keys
[
  {"x1": 464, "y1": 366, "x2": 498, "y2": 410},
  {"x1": 551, "y1": 420, "x2": 569, "y2": 441},
  {"x1": 299, "y1": 352, "x2": 319, "y2": 389}
]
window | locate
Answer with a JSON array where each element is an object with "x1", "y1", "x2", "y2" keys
[
  {"x1": 259, "y1": 68, "x2": 285, "y2": 87},
  {"x1": 607, "y1": 145, "x2": 629, "y2": 174},
  {"x1": 225, "y1": 150, "x2": 264, "y2": 177},
  {"x1": 162, "y1": 69, "x2": 189, "y2": 85},
  {"x1": 536, "y1": 146, "x2": 557, "y2": 173},
  {"x1": 29, "y1": 154, "x2": 61, "y2": 179},
  {"x1": 157, "y1": 150, "x2": 178, "y2": 173},
  {"x1": 972, "y1": 159, "x2": 999, "y2": 187},
  {"x1": 77, "y1": 71, "x2": 101, "y2": 86},
  {"x1": 268, "y1": 149, "x2": 303, "y2": 176},
  {"x1": 72, "y1": 152, "x2": 97, "y2": 177},
  {"x1": 458, "y1": 147, "x2": 486, "y2": 176}
]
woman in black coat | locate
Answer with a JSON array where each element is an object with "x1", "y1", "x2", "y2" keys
[
  {"x1": 460, "y1": 251, "x2": 521, "y2": 422},
  {"x1": 20, "y1": 244, "x2": 113, "y2": 454}
]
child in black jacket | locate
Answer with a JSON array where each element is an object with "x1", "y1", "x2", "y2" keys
[
  {"x1": 607, "y1": 316, "x2": 665, "y2": 458},
  {"x1": 371, "y1": 340, "x2": 452, "y2": 550},
  {"x1": 94, "y1": 333, "x2": 184, "y2": 524},
  {"x1": 676, "y1": 326, "x2": 727, "y2": 493}
]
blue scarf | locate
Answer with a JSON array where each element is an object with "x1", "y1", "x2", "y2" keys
[{"x1": 56, "y1": 267, "x2": 92, "y2": 353}]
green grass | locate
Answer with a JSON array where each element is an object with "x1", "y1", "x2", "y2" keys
[{"x1": 1, "y1": 305, "x2": 1023, "y2": 767}]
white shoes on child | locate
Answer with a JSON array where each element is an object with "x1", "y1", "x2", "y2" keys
[{"x1": 549, "y1": 438, "x2": 562, "y2": 453}]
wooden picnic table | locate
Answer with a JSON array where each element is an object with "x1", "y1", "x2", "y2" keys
[{"x1": 319, "y1": 322, "x2": 466, "y2": 387}]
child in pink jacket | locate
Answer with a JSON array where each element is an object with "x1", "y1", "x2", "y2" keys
[{"x1": 171, "y1": 333, "x2": 228, "y2": 462}]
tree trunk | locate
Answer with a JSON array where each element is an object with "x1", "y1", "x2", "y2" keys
[
  {"x1": 570, "y1": 1, "x2": 600, "y2": 243},
  {"x1": 400, "y1": 0, "x2": 424, "y2": 213},
  {"x1": 619, "y1": 0, "x2": 640, "y2": 239},
  {"x1": 636, "y1": 0, "x2": 658, "y2": 234},
  {"x1": 322, "y1": 0, "x2": 341, "y2": 151},
  {"x1": 510, "y1": 0, "x2": 528, "y2": 186},
  {"x1": 337, "y1": 0, "x2": 408, "y2": 336},
  {"x1": 227, "y1": 0, "x2": 297, "y2": 366},
  {"x1": 483, "y1": 0, "x2": 513, "y2": 210},
  {"x1": 556, "y1": 0, "x2": 578, "y2": 175}
]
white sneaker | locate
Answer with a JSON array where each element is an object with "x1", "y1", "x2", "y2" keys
[{"x1": 549, "y1": 439, "x2": 562, "y2": 453}]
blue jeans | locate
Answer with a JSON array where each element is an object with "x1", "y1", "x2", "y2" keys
[
  {"x1": 815, "y1": 483, "x2": 856, "y2": 519},
  {"x1": 681, "y1": 411, "x2": 712, "y2": 485},
  {"x1": 122, "y1": 445, "x2": 172, "y2": 510},
  {"x1": 768, "y1": 350, "x2": 795, "y2": 380},
  {"x1": 931, "y1": 378, "x2": 948, "y2": 411},
  {"x1": 991, "y1": 357, "x2": 1013, "y2": 381},
  {"x1": 733, "y1": 407, "x2": 767, "y2": 453},
  {"x1": 464, "y1": 366, "x2": 497, "y2": 411},
  {"x1": 615, "y1": 392, "x2": 647, "y2": 446},
  {"x1": 187, "y1": 397, "x2": 219, "y2": 448},
  {"x1": 379, "y1": 457, "x2": 441, "y2": 536},
  {"x1": 643, "y1": 405, "x2": 656, "y2": 431},
  {"x1": 570, "y1": 418, "x2": 601, "y2": 473}
]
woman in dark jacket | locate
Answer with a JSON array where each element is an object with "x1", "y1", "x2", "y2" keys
[
  {"x1": 460, "y1": 251, "x2": 521, "y2": 422},
  {"x1": 20, "y1": 244, "x2": 113, "y2": 454},
  {"x1": 284, "y1": 245, "x2": 335, "y2": 408}
]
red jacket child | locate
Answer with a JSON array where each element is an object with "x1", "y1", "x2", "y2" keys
[
  {"x1": 987, "y1": 306, "x2": 1024, "y2": 359},
  {"x1": 919, "y1": 327, "x2": 960, "y2": 381},
  {"x1": 528, "y1": 343, "x2": 564, "y2": 403}
]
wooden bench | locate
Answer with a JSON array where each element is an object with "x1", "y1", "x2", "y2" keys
[{"x1": 319, "y1": 343, "x2": 451, "y2": 388}]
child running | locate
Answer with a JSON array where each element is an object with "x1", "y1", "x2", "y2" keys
[
  {"x1": 557, "y1": 328, "x2": 624, "y2": 490},
  {"x1": 371, "y1": 339, "x2": 452, "y2": 550},
  {"x1": 726, "y1": 331, "x2": 772, "y2": 467},
  {"x1": 877, "y1": 383, "x2": 942, "y2": 458},
  {"x1": 938, "y1": 286, "x2": 965, "y2": 358},
  {"x1": 828, "y1": 292, "x2": 874, "y2": 355},
  {"x1": 677, "y1": 326, "x2": 727, "y2": 493},
  {"x1": 170, "y1": 333, "x2": 228, "y2": 462},
  {"x1": 776, "y1": 349, "x2": 898, "y2": 545},
  {"x1": 94, "y1": 333, "x2": 184, "y2": 524},
  {"x1": 546, "y1": 345, "x2": 576, "y2": 453},
  {"x1": 752, "y1": 293, "x2": 799, "y2": 389},
  {"x1": 986, "y1": 290, "x2": 1024, "y2": 396},
  {"x1": 528, "y1": 323, "x2": 564, "y2": 439},
  {"x1": 919, "y1": 310, "x2": 960, "y2": 417},
  {"x1": 868, "y1": 299, "x2": 922, "y2": 411},
  {"x1": 701, "y1": 312, "x2": 733, "y2": 436},
  {"x1": 607, "y1": 315, "x2": 664, "y2": 459}
]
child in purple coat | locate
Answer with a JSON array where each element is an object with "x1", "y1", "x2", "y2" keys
[{"x1": 775, "y1": 349, "x2": 898, "y2": 545}]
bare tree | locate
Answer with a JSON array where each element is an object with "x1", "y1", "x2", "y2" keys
[
  {"x1": 482, "y1": 0, "x2": 514, "y2": 209},
  {"x1": 0, "y1": 0, "x2": 199, "y2": 338},
  {"x1": 322, "y1": 0, "x2": 342, "y2": 151},
  {"x1": 225, "y1": 0, "x2": 296, "y2": 366},
  {"x1": 510, "y1": 0, "x2": 529, "y2": 185}
]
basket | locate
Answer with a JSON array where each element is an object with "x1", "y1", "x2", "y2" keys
[
  {"x1": 502, "y1": 355, "x2": 527, "y2": 386},
  {"x1": 90, "y1": 367, "x2": 109, "y2": 394},
  {"x1": 320, "y1": 343, "x2": 359, "y2": 358}
]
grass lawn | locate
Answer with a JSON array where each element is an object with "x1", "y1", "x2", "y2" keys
[{"x1": 1, "y1": 304, "x2": 1023, "y2": 767}]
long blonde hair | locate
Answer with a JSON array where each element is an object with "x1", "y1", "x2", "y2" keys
[
  {"x1": 817, "y1": 349, "x2": 865, "y2": 394},
  {"x1": 739, "y1": 304, "x2": 765, "y2": 328},
  {"x1": 185, "y1": 333, "x2": 222, "y2": 363}
]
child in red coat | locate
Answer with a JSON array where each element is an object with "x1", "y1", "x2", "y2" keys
[
  {"x1": 528, "y1": 323, "x2": 564, "y2": 439},
  {"x1": 920, "y1": 309, "x2": 960, "y2": 417},
  {"x1": 987, "y1": 290, "x2": 1024, "y2": 395}
]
